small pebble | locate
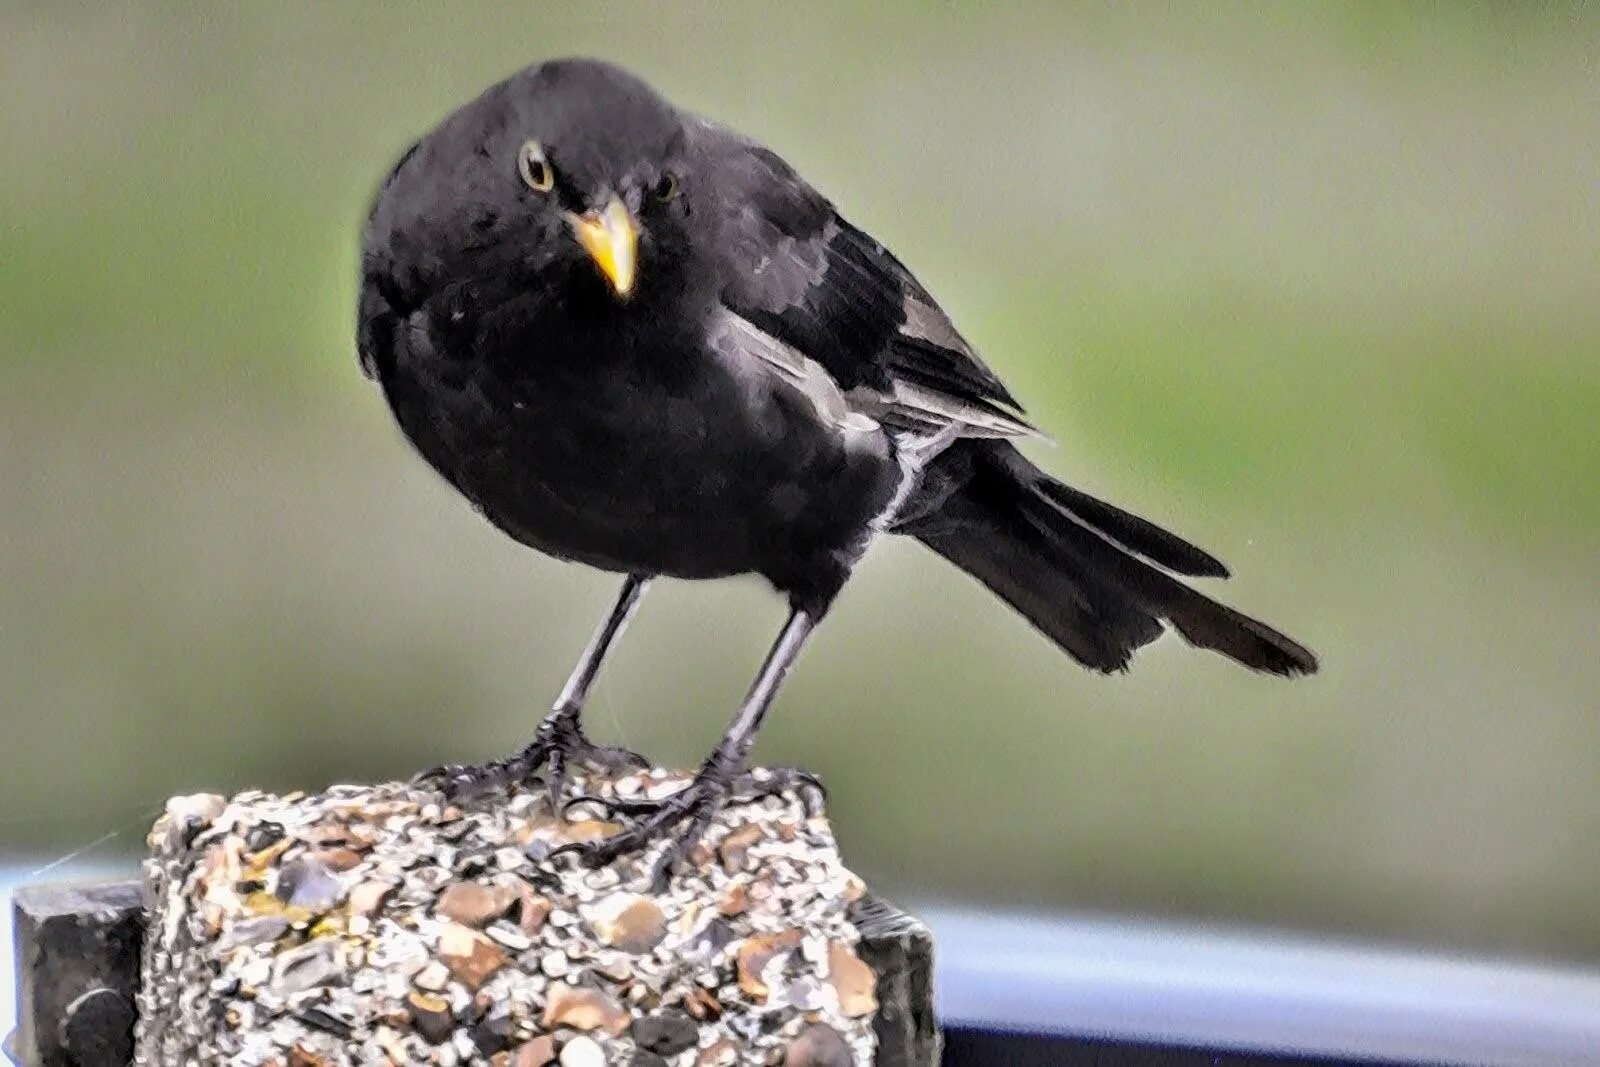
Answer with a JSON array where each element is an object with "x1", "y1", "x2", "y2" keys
[
  {"x1": 276, "y1": 856, "x2": 344, "y2": 912},
  {"x1": 589, "y1": 893, "x2": 668, "y2": 954},
  {"x1": 542, "y1": 982, "x2": 630, "y2": 1035},
  {"x1": 783, "y1": 1023, "x2": 852, "y2": 1067},
  {"x1": 631, "y1": 1010, "x2": 699, "y2": 1055},
  {"x1": 509, "y1": 1034, "x2": 557, "y2": 1066},
  {"x1": 518, "y1": 891, "x2": 554, "y2": 936},
  {"x1": 827, "y1": 942, "x2": 877, "y2": 1018},
  {"x1": 217, "y1": 915, "x2": 288, "y2": 951},
  {"x1": 436, "y1": 881, "x2": 514, "y2": 927},
  {"x1": 437, "y1": 922, "x2": 507, "y2": 990},
  {"x1": 165, "y1": 792, "x2": 226, "y2": 832},
  {"x1": 347, "y1": 879, "x2": 396, "y2": 918},
  {"x1": 486, "y1": 922, "x2": 532, "y2": 951},
  {"x1": 405, "y1": 990, "x2": 454, "y2": 1045},
  {"x1": 272, "y1": 939, "x2": 344, "y2": 993},
  {"x1": 468, "y1": 1009, "x2": 516, "y2": 1055},
  {"x1": 413, "y1": 960, "x2": 450, "y2": 992},
  {"x1": 559, "y1": 1034, "x2": 606, "y2": 1067}
]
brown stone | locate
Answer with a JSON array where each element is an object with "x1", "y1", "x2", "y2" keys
[
  {"x1": 406, "y1": 990, "x2": 454, "y2": 1045},
  {"x1": 508, "y1": 1035, "x2": 557, "y2": 1067},
  {"x1": 735, "y1": 929, "x2": 803, "y2": 1002},
  {"x1": 516, "y1": 886, "x2": 553, "y2": 936},
  {"x1": 716, "y1": 883, "x2": 750, "y2": 917},
  {"x1": 717, "y1": 823, "x2": 764, "y2": 873},
  {"x1": 308, "y1": 846, "x2": 365, "y2": 872},
  {"x1": 827, "y1": 942, "x2": 877, "y2": 1017},
  {"x1": 682, "y1": 985, "x2": 722, "y2": 1021},
  {"x1": 287, "y1": 1043, "x2": 334, "y2": 1067},
  {"x1": 436, "y1": 881, "x2": 515, "y2": 927},
  {"x1": 540, "y1": 982, "x2": 630, "y2": 1035},
  {"x1": 437, "y1": 921, "x2": 507, "y2": 990},
  {"x1": 784, "y1": 1023, "x2": 852, "y2": 1067},
  {"x1": 590, "y1": 893, "x2": 667, "y2": 953},
  {"x1": 510, "y1": 813, "x2": 564, "y2": 848},
  {"x1": 558, "y1": 819, "x2": 622, "y2": 845},
  {"x1": 347, "y1": 879, "x2": 396, "y2": 918},
  {"x1": 697, "y1": 1038, "x2": 738, "y2": 1066}
]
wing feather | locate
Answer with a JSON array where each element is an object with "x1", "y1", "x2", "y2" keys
[{"x1": 688, "y1": 119, "x2": 1041, "y2": 441}]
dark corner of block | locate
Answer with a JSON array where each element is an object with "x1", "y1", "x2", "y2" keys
[
  {"x1": 10, "y1": 879, "x2": 144, "y2": 1067},
  {"x1": 850, "y1": 894, "x2": 940, "y2": 1067}
]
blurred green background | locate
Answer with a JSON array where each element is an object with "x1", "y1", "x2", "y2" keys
[{"x1": 4, "y1": 5, "x2": 1597, "y2": 963}]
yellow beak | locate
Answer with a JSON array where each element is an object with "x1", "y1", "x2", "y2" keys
[{"x1": 567, "y1": 197, "x2": 638, "y2": 298}]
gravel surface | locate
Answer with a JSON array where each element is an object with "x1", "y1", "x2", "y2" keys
[{"x1": 137, "y1": 771, "x2": 876, "y2": 1066}]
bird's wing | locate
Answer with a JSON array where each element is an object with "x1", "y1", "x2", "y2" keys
[{"x1": 687, "y1": 119, "x2": 1043, "y2": 441}]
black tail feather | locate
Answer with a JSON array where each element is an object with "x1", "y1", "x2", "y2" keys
[
  {"x1": 1034, "y1": 480, "x2": 1230, "y2": 578},
  {"x1": 915, "y1": 499, "x2": 1164, "y2": 673},
  {"x1": 908, "y1": 443, "x2": 1318, "y2": 677}
]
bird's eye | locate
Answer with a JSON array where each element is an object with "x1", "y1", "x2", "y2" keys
[
  {"x1": 653, "y1": 171, "x2": 681, "y2": 202},
  {"x1": 518, "y1": 141, "x2": 554, "y2": 193}
]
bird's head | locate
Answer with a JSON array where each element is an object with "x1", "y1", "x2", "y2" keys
[{"x1": 362, "y1": 59, "x2": 694, "y2": 318}]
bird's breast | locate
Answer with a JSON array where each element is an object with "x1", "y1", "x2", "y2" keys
[{"x1": 381, "y1": 309, "x2": 898, "y2": 580}]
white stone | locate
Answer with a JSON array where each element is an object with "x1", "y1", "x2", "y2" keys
[{"x1": 560, "y1": 1035, "x2": 606, "y2": 1067}]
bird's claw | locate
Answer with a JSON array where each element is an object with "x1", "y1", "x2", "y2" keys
[
  {"x1": 412, "y1": 709, "x2": 650, "y2": 809},
  {"x1": 411, "y1": 756, "x2": 527, "y2": 800},
  {"x1": 551, "y1": 765, "x2": 827, "y2": 890},
  {"x1": 737, "y1": 766, "x2": 828, "y2": 816},
  {"x1": 560, "y1": 791, "x2": 663, "y2": 819},
  {"x1": 566, "y1": 766, "x2": 825, "y2": 821},
  {"x1": 569, "y1": 775, "x2": 728, "y2": 892}
]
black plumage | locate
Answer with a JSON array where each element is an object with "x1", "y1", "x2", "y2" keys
[{"x1": 357, "y1": 58, "x2": 1317, "y2": 868}]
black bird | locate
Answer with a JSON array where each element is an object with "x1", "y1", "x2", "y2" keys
[{"x1": 357, "y1": 59, "x2": 1317, "y2": 865}]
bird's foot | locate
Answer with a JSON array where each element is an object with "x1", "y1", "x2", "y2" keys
[
  {"x1": 565, "y1": 765, "x2": 826, "y2": 821},
  {"x1": 413, "y1": 706, "x2": 649, "y2": 811},
  {"x1": 558, "y1": 765, "x2": 826, "y2": 890}
]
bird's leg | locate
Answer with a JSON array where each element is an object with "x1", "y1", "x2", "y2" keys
[
  {"x1": 570, "y1": 607, "x2": 819, "y2": 881},
  {"x1": 417, "y1": 574, "x2": 653, "y2": 805}
]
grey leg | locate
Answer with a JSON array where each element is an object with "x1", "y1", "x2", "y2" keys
[
  {"x1": 575, "y1": 607, "x2": 819, "y2": 877},
  {"x1": 420, "y1": 574, "x2": 654, "y2": 801},
  {"x1": 708, "y1": 608, "x2": 815, "y2": 772},
  {"x1": 552, "y1": 573, "x2": 653, "y2": 719}
]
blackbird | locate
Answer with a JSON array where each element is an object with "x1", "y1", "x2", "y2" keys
[{"x1": 357, "y1": 58, "x2": 1317, "y2": 868}]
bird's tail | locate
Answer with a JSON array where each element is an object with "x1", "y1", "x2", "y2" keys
[{"x1": 902, "y1": 442, "x2": 1318, "y2": 675}]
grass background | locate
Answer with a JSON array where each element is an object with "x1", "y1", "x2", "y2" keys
[{"x1": 3, "y1": 4, "x2": 1597, "y2": 962}]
